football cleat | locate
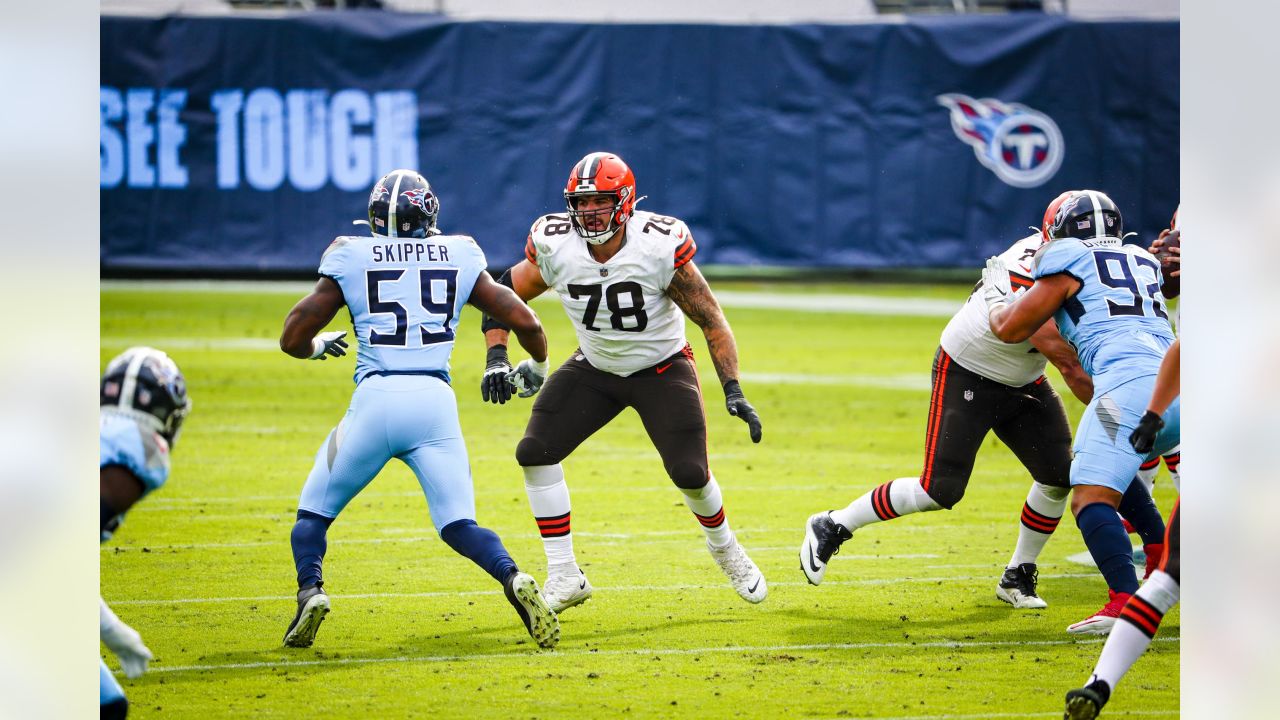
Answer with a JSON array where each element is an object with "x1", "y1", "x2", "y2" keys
[
  {"x1": 503, "y1": 572, "x2": 560, "y2": 649},
  {"x1": 996, "y1": 563, "x2": 1048, "y2": 609},
  {"x1": 1142, "y1": 543, "x2": 1164, "y2": 580},
  {"x1": 799, "y1": 511, "x2": 852, "y2": 585},
  {"x1": 542, "y1": 563, "x2": 593, "y2": 613},
  {"x1": 283, "y1": 584, "x2": 330, "y2": 648},
  {"x1": 709, "y1": 538, "x2": 767, "y2": 603},
  {"x1": 1066, "y1": 590, "x2": 1132, "y2": 635},
  {"x1": 1064, "y1": 680, "x2": 1111, "y2": 719}
]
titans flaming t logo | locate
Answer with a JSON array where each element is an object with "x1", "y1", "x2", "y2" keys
[{"x1": 938, "y1": 93, "x2": 1064, "y2": 188}]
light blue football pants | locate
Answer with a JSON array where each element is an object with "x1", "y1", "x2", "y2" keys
[
  {"x1": 298, "y1": 374, "x2": 475, "y2": 532},
  {"x1": 1070, "y1": 374, "x2": 1181, "y2": 494},
  {"x1": 100, "y1": 659, "x2": 125, "y2": 706}
]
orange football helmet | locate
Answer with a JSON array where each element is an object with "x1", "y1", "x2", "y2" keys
[
  {"x1": 1040, "y1": 190, "x2": 1079, "y2": 244},
  {"x1": 564, "y1": 152, "x2": 637, "y2": 244}
]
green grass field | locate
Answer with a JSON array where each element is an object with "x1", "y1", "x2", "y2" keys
[{"x1": 101, "y1": 280, "x2": 1179, "y2": 719}]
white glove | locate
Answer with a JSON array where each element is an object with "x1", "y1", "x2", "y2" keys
[
  {"x1": 101, "y1": 600, "x2": 153, "y2": 679},
  {"x1": 507, "y1": 358, "x2": 550, "y2": 398},
  {"x1": 980, "y1": 256, "x2": 1013, "y2": 311},
  {"x1": 309, "y1": 330, "x2": 349, "y2": 360}
]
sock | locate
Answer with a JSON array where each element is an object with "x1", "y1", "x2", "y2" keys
[
  {"x1": 1075, "y1": 502, "x2": 1140, "y2": 595},
  {"x1": 830, "y1": 477, "x2": 941, "y2": 532},
  {"x1": 681, "y1": 476, "x2": 734, "y2": 547},
  {"x1": 1118, "y1": 480, "x2": 1166, "y2": 545},
  {"x1": 1008, "y1": 482, "x2": 1068, "y2": 567},
  {"x1": 523, "y1": 464, "x2": 577, "y2": 567},
  {"x1": 1134, "y1": 457, "x2": 1159, "y2": 496},
  {"x1": 440, "y1": 519, "x2": 519, "y2": 583},
  {"x1": 291, "y1": 510, "x2": 334, "y2": 589},
  {"x1": 1163, "y1": 449, "x2": 1181, "y2": 492},
  {"x1": 101, "y1": 698, "x2": 129, "y2": 720},
  {"x1": 1088, "y1": 570, "x2": 1180, "y2": 690}
]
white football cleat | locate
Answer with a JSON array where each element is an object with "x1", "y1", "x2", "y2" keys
[
  {"x1": 542, "y1": 562, "x2": 593, "y2": 613},
  {"x1": 503, "y1": 571, "x2": 560, "y2": 649},
  {"x1": 709, "y1": 538, "x2": 767, "y2": 603},
  {"x1": 283, "y1": 584, "x2": 330, "y2": 648}
]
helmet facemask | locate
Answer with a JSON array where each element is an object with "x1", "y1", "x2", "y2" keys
[{"x1": 565, "y1": 190, "x2": 628, "y2": 245}]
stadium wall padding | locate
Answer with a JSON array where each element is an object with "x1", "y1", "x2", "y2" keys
[{"x1": 100, "y1": 13, "x2": 1179, "y2": 273}]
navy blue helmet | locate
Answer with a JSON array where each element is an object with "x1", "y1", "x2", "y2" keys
[
  {"x1": 100, "y1": 347, "x2": 192, "y2": 446},
  {"x1": 1047, "y1": 190, "x2": 1123, "y2": 242},
  {"x1": 368, "y1": 169, "x2": 440, "y2": 238}
]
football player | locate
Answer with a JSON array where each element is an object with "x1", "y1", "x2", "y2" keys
[
  {"x1": 479, "y1": 152, "x2": 766, "y2": 611},
  {"x1": 100, "y1": 347, "x2": 192, "y2": 719},
  {"x1": 1065, "y1": 338, "x2": 1180, "y2": 719},
  {"x1": 799, "y1": 191, "x2": 1138, "y2": 610},
  {"x1": 985, "y1": 190, "x2": 1179, "y2": 635},
  {"x1": 278, "y1": 169, "x2": 559, "y2": 650}
]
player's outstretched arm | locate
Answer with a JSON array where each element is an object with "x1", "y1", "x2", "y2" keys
[
  {"x1": 1028, "y1": 317, "x2": 1094, "y2": 404},
  {"x1": 470, "y1": 271, "x2": 548, "y2": 364},
  {"x1": 1131, "y1": 339, "x2": 1180, "y2": 453},
  {"x1": 280, "y1": 277, "x2": 348, "y2": 360},
  {"x1": 478, "y1": 260, "x2": 550, "y2": 403},
  {"x1": 666, "y1": 261, "x2": 762, "y2": 443},
  {"x1": 986, "y1": 269, "x2": 1080, "y2": 344}
]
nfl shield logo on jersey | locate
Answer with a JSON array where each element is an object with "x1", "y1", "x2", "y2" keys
[
  {"x1": 964, "y1": 390, "x2": 974, "y2": 402},
  {"x1": 937, "y1": 93, "x2": 1064, "y2": 188}
]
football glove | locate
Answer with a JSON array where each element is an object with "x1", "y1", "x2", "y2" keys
[
  {"x1": 481, "y1": 345, "x2": 515, "y2": 404},
  {"x1": 507, "y1": 358, "x2": 550, "y2": 399},
  {"x1": 1129, "y1": 410, "x2": 1166, "y2": 455},
  {"x1": 100, "y1": 599, "x2": 153, "y2": 679},
  {"x1": 724, "y1": 380, "x2": 763, "y2": 443},
  {"x1": 309, "y1": 330, "x2": 349, "y2": 360},
  {"x1": 980, "y1": 256, "x2": 1013, "y2": 311}
]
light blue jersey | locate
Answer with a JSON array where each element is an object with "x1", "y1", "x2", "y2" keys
[
  {"x1": 100, "y1": 411, "x2": 170, "y2": 494},
  {"x1": 1034, "y1": 237, "x2": 1175, "y2": 395},
  {"x1": 1034, "y1": 236, "x2": 1180, "y2": 490},
  {"x1": 318, "y1": 234, "x2": 488, "y2": 384}
]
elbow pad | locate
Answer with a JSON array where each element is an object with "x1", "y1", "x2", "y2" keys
[{"x1": 480, "y1": 268, "x2": 516, "y2": 333}]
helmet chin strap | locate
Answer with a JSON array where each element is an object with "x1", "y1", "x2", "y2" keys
[{"x1": 584, "y1": 223, "x2": 623, "y2": 245}]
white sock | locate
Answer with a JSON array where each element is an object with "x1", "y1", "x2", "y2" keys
[
  {"x1": 829, "y1": 477, "x2": 941, "y2": 532},
  {"x1": 1008, "y1": 482, "x2": 1069, "y2": 567},
  {"x1": 681, "y1": 477, "x2": 734, "y2": 548},
  {"x1": 523, "y1": 464, "x2": 577, "y2": 567},
  {"x1": 1089, "y1": 570, "x2": 1180, "y2": 690}
]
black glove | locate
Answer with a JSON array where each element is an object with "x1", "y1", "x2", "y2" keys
[
  {"x1": 1129, "y1": 410, "x2": 1165, "y2": 455},
  {"x1": 481, "y1": 345, "x2": 514, "y2": 404},
  {"x1": 723, "y1": 380, "x2": 762, "y2": 443}
]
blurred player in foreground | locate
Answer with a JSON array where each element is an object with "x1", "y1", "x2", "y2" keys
[
  {"x1": 278, "y1": 169, "x2": 558, "y2": 649},
  {"x1": 1064, "y1": 208, "x2": 1182, "y2": 719},
  {"x1": 480, "y1": 152, "x2": 766, "y2": 611},
  {"x1": 801, "y1": 193, "x2": 1111, "y2": 609},
  {"x1": 100, "y1": 347, "x2": 192, "y2": 719},
  {"x1": 986, "y1": 191, "x2": 1179, "y2": 635}
]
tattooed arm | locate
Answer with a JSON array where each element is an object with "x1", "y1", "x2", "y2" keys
[
  {"x1": 665, "y1": 260, "x2": 739, "y2": 385},
  {"x1": 666, "y1": 260, "x2": 762, "y2": 442}
]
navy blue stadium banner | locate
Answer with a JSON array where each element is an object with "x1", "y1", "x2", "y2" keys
[{"x1": 101, "y1": 14, "x2": 1178, "y2": 273}]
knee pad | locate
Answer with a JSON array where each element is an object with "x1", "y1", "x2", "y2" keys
[
  {"x1": 516, "y1": 436, "x2": 562, "y2": 467},
  {"x1": 667, "y1": 461, "x2": 708, "y2": 490}
]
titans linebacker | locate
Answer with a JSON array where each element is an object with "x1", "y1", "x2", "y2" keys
[
  {"x1": 480, "y1": 152, "x2": 767, "y2": 612},
  {"x1": 100, "y1": 347, "x2": 192, "y2": 719},
  {"x1": 985, "y1": 190, "x2": 1180, "y2": 635},
  {"x1": 278, "y1": 169, "x2": 559, "y2": 649}
]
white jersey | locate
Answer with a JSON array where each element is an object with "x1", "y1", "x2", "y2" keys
[
  {"x1": 525, "y1": 209, "x2": 696, "y2": 376},
  {"x1": 939, "y1": 234, "x2": 1047, "y2": 387}
]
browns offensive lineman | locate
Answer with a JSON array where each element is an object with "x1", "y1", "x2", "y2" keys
[{"x1": 480, "y1": 152, "x2": 766, "y2": 611}]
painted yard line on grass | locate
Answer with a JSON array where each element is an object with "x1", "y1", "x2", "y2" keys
[
  {"x1": 127, "y1": 636, "x2": 1177, "y2": 676},
  {"x1": 109, "y1": 573, "x2": 1098, "y2": 605},
  {"x1": 819, "y1": 707, "x2": 1177, "y2": 712},
  {"x1": 102, "y1": 281, "x2": 960, "y2": 317}
]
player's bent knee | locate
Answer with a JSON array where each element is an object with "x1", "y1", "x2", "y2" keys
[
  {"x1": 515, "y1": 436, "x2": 562, "y2": 467},
  {"x1": 922, "y1": 480, "x2": 963, "y2": 510},
  {"x1": 666, "y1": 461, "x2": 708, "y2": 490},
  {"x1": 102, "y1": 697, "x2": 129, "y2": 720}
]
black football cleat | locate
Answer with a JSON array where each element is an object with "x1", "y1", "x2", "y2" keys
[
  {"x1": 283, "y1": 583, "x2": 330, "y2": 648},
  {"x1": 799, "y1": 511, "x2": 853, "y2": 585}
]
